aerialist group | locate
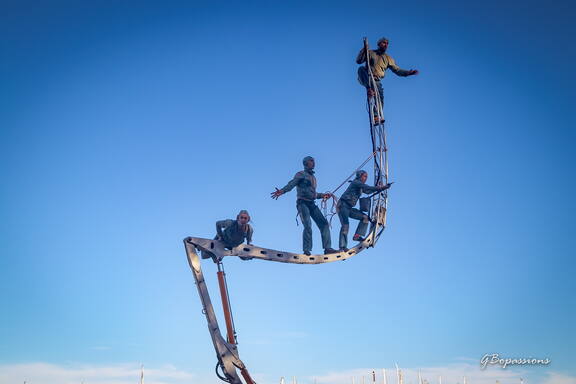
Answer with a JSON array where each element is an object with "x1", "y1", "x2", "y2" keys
[{"x1": 213, "y1": 37, "x2": 418, "y2": 256}]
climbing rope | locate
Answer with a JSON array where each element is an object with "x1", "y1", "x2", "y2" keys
[
  {"x1": 320, "y1": 193, "x2": 338, "y2": 227},
  {"x1": 330, "y1": 150, "x2": 378, "y2": 196},
  {"x1": 320, "y1": 150, "x2": 378, "y2": 226}
]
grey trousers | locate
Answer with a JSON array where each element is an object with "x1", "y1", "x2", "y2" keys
[
  {"x1": 337, "y1": 201, "x2": 369, "y2": 249},
  {"x1": 297, "y1": 199, "x2": 331, "y2": 253},
  {"x1": 358, "y1": 66, "x2": 384, "y2": 113}
]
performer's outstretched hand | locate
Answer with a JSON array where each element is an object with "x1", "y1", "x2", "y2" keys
[{"x1": 271, "y1": 188, "x2": 284, "y2": 200}]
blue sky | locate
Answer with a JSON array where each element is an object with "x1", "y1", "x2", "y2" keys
[{"x1": 1, "y1": 1, "x2": 575, "y2": 383}]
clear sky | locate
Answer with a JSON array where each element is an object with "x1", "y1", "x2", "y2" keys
[{"x1": 1, "y1": 1, "x2": 575, "y2": 384}]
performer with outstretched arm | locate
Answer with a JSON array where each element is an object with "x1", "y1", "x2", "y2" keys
[
  {"x1": 271, "y1": 156, "x2": 337, "y2": 256},
  {"x1": 356, "y1": 37, "x2": 418, "y2": 124}
]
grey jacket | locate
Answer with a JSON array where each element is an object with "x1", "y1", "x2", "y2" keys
[
  {"x1": 216, "y1": 219, "x2": 253, "y2": 247},
  {"x1": 339, "y1": 180, "x2": 383, "y2": 207},
  {"x1": 356, "y1": 49, "x2": 411, "y2": 79},
  {"x1": 280, "y1": 169, "x2": 326, "y2": 201}
]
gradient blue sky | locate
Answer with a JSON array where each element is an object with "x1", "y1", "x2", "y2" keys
[{"x1": 1, "y1": 1, "x2": 575, "y2": 383}]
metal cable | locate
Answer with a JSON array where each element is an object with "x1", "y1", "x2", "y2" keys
[{"x1": 215, "y1": 362, "x2": 232, "y2": 383}]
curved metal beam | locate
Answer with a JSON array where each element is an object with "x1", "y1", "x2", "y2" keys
[
  {"x1": 183, "y1": 214, "x2": 387, "y2": 383},
  {"x1": 186, "y1": 218, "x2": 386, "y2": 266},
  {"x1": 185, "y1": 240, "x2": 248, "y2": 384}
]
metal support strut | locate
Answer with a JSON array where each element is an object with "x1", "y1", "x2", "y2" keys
[
  {"x1": 216, "y1": 262, "x2": 237, "y2": 345},
  {"x1": 184, "y1": 238, "x2": 256, "y2": 384}
]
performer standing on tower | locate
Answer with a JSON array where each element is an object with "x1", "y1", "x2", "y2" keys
[{"x1": 356, "y1": 37, "x2": 418, "y2": 124}]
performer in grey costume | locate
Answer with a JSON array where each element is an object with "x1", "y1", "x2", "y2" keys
[
  {"x1": 337, "y1": 170, "x2": 391, "y2": 251},
  {"x1": 271, "y1": 156, "x2": 337, "y2": 256}
]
